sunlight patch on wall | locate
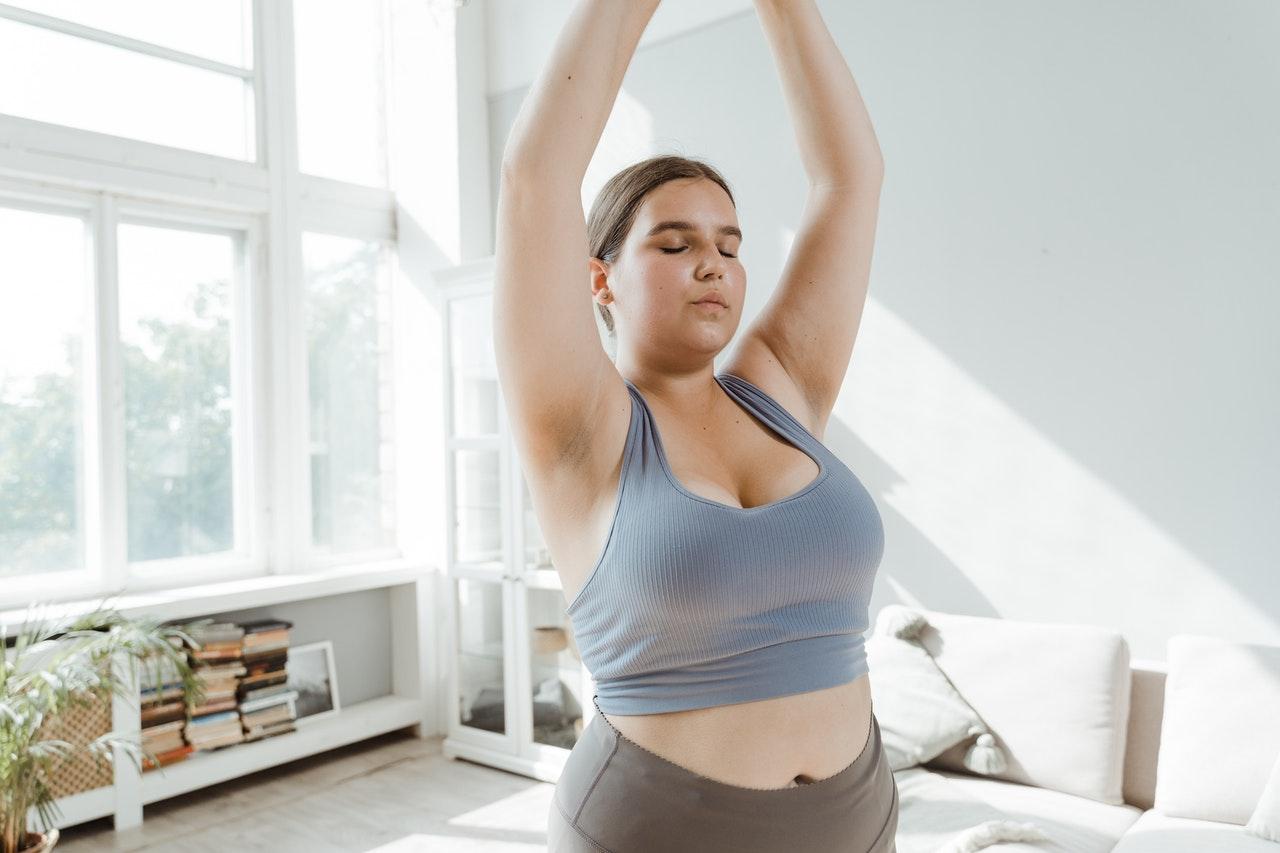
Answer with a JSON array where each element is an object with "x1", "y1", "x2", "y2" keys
[{"x1": 833, "y1": 297, "x2": 1275, "y2": 642}]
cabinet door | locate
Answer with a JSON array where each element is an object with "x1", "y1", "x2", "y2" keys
[
  {"x1": 522, "y1": 577, "x2": 589, "y2": 751},
  {"x1": 515, "y1": 465, "x2": 590, "y2": 751},
  {"x1": 452, "y1": 575, "x2": 510, "y2": 737},
  {"x1": 446, "y1": 287, "x2": 517, "y2": 744},
  {"x1": 448, "y1": 292, "x2": 500, "y2": 438},
  {"x1": 446, "y1": 289, "x2": 504, "y2": 573},
  {"x1": 444, "y1": 277, "x2": 593, "y2": 765},
  {"x1": 450, "y1": 446, "x2": 503, "y2": 567}
]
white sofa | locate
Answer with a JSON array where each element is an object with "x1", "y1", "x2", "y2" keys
[{"x1": 869, "y1": 608, "x2": 1280, "y2": 853}]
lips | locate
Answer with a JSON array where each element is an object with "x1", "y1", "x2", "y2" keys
[{"x1": 694, "y1": 294, "x2": 727, "y2": 307}]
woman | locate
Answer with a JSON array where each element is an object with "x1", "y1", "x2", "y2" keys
[{"x1": 494, "y1": 1, "x2": 891, "y2": 850}]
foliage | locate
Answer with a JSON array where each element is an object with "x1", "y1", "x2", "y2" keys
[
  {"x1": 1, "y1": 240, "x2": 388, "y2": 574},
  {"x1": 0, "y1": 599, "x2": 206, "y2": 853}
]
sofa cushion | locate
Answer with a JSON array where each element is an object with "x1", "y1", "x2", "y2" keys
[
  {"x1": 893, "y1": 767, "x2": 1053, "y2": 853},
  {"x1": 866, "y1": 614, "x2": 992, "y2": 772},
  {"x1": 915, "y1": 609, "x2": 1131, "y2": 805},
  {"x1": 928, "y1": 768, "x2": 1143, "y2": 852},
  {"x1": 1244, "y1": 747, "x2": 1280, "y2": 840},
  {"x1": 1111, "y1": 808, "x2": 1280, "y2": 853},
  {"x1": 1154, "y1": 634, "x2": 1280, "y2": 824},
  {"x1": 895, "y1": 767, "x2": 1136, "y2": 853},
  {"x1": 1247, "y1": 749, "x2": 1280, "y2": 842}
]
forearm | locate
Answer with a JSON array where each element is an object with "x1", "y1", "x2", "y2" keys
[
  {"x1": 501, "y1": 0, "x2": 662, "y2": 186},
  {"x1": 753, "y1": 0, "x2": 884, "y2": 188}
]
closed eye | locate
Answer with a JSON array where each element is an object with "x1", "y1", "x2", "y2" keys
[{"x1": 660, "y1": 246, "x2": 738, "y2": 258}]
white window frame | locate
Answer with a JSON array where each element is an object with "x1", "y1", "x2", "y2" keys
[{"x1": 0, "y1": 0, "x2": 402, "y2": 609}]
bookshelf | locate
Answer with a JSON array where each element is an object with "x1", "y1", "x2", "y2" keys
[
  {"x1": 138, "y1": 694, "x2": 422, "y2": 804},
  {"x1": 2, "y1": 561, "x2": 437, "y2": 833}
]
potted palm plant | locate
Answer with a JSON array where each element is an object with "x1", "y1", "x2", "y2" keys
[{"x1": 1, "y1": 599, "x2": 206, "y2": 853}]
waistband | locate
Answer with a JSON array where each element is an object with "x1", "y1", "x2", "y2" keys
[{"x1": 588, "y1": 693, "x2": 885, "y2": 804}]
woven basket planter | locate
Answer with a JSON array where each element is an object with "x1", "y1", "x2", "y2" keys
[{"x1": 33, "y1": 689, "x2": 115, "y2": 799}]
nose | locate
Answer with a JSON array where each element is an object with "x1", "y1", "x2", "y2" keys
[{"x1": 698, "y1": 250, "x2": 728, "y2": 277}]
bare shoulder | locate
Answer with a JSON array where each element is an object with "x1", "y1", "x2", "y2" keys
[{"x1": 719, "y1": 329, "x2": 831, "y2": 442}]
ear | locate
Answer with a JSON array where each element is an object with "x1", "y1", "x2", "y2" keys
[{"x1": 589, "y1": 257, "x2": 612, "y2": 302}]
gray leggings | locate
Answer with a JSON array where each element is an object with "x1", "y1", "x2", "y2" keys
[{"x1": 548, "y1": 695, "x2": 899, "y2": 852}]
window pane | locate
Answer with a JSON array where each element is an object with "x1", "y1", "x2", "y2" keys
[
  {"x1": 0, "y1": 17, "x2": 253, "y2": 160},
  {"x1": 118, "y1": 222, "x2": 236, "y2": 563},
  {"x1": 10, "y1": 0, "x2": 253, "y2": 68},
  {"x1": 449, "y1": 293, "x2": 500, "y2": 436},
  {"x1": 304, "y1": 232, "x2": 395, "y2": 553},
  {"x1": 293, "y1": 0, "x2": 387, "y2": 186},
  {"x1": 453, "y1": 450, "x2": 501, "y2": 565},
  {"x1": 0, "y1": 205, "x2": 87, "y2": 578},
  {"x1": 456, "y1": 577, "x2": 507, "y2": 735}
]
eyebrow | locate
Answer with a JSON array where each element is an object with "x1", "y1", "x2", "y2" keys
[{"x1": 645, "y1": 220, "x2": 743, "y2": 241}]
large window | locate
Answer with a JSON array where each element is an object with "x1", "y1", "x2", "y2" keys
[
  {"x1": 0, "y1": 2, "x2": 256, "y2": 160},
  {"x1": 118, "y1": 221, "x2": 239, "y2": 563},
  {"x1": 0, "y1": 204, "x2": 88, "y2": 578},
  {"x1": 293, "y1": 1, "x2": 389, "y2": 186},
  {"x1": 0, "y1": 0, "x2": 401, "y2": 601},
  {"x1": 303, "y1": 232, "x2": 396, "y2": 554}
]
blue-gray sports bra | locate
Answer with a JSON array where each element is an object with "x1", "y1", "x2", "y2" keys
[{"x1": 563, "y1": 372, "x2": 885, "y2": 715}]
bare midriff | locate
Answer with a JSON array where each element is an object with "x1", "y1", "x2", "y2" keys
[{"x1": 597, "y1": 672, "x2": 874, "y2": 790}]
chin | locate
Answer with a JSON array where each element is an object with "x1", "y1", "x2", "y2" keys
[{"x1": 692, "y1": 329, "x2": 735, "y2": 351}]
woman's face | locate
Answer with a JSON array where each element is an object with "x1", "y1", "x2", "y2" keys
[{"x1": 597, "y1": 177, "x2": 745, "y2": 361}]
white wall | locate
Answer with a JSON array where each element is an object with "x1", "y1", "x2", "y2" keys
[{"x1": 476, "y1": 0, "x2": 1280, "y2": 660}]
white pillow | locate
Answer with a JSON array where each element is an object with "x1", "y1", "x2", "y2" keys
[
  {"x1": 916, "y1": 608, "x2": 1131, "y2": 805},
  {"x1": 1155, "y1": 634, "x2": 1280, "y2": 824},
  {"x1": 1246, "y1": 750, "x2": 1280, "y2": 842},
  {"x1": 866, "y1": 606, "x2": 997, "y2": 772}
]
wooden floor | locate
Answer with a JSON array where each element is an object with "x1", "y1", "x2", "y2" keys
[{"x1": 55, "y1": 731, "x2": 557, "y2": 852}]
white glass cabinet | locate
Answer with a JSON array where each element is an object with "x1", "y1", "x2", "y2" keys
[{"x1": 437, "y1": 257, "x2": 593, "y2": 782}]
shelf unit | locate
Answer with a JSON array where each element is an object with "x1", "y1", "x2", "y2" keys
[
  {"x1": 435, "y1": 256, "x2": 595, "y2": 787},
  {"x1": 2, "y1": 561, "x2": 436, "y2": 833}
]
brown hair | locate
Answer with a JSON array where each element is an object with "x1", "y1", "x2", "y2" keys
[{"x1": 586, "y1": 154, "x2": 736, "y2": 336}]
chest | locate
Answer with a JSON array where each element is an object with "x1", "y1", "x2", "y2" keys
[
  {"x1": 657, "y1": 412, "x2": 824, "y2": 511},
  {"x1": 611, "y1": 460, "x2": 885, "y2": 615}
]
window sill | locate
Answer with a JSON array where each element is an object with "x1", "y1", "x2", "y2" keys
[{"x1": 0, "y1": 557, "x2": 440, "y2": 632}]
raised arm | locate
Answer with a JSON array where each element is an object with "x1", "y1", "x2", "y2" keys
[
  {"x1": 501, "y1": 0, "x2": 662, "y2": 185},
  {"x1": 727, "y1": 0, "x2": 885, "y2": 434},
  {"x1": 752, "y1": 0, "x2": 884, "y2": 188},
  {"x1": 494, "y1": 0, "x2": 661, "y2": 476}
]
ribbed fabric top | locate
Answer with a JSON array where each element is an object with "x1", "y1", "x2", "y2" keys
[{"x1": 564, "y1": 372, "x2": 885, "y2": 715}]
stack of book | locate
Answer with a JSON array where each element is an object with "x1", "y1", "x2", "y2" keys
[
  {"x1": 237, "y1": 618, "x2": 298, "y2": 742},
  {"x1": 139, "y1": 638, "x2": 194, "y2": 771},
  {"x1": 184, "y1": 621, "x2": 247, "y2": 752}
]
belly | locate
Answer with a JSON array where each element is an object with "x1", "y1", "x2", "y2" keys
[{"x1": 598, "y1": 673, "x2": 874, "y2": 790}]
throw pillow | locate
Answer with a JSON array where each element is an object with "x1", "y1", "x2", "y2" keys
[
  {"x1": 1154, "y1": 634, "x2": 1280, "y2": 823},
  {"x1": 867, "y1": 605, "x2": 1005, "y2": 774},
  {"x1": 1246, "y1": 749, "x2": 1280, "y2": 842}
]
